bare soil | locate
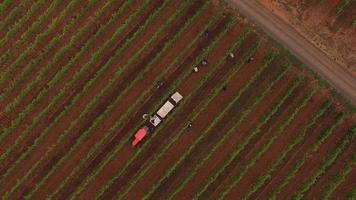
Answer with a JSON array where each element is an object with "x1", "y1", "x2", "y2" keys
[
  {"x1": 0, "y1": 1, "x2": 353, "y2": 199},
  {"x1": 258, "y1": 0, "x2": 356, "y2": 75}
]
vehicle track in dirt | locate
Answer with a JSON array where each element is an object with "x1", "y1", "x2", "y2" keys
[{"x1": 226, "y1": 0, "x2": 356, "y2": 106}]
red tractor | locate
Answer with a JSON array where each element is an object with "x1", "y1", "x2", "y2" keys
[{"x1": 131, "y1": 126, "x2": 149, "y2": 147}]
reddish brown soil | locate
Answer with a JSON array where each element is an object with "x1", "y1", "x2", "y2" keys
[
  {"x1": 0, "y1": 0, "x2": 70, "y2": 82},
  {"x1": 3, "y1": 0, "x2": 210, "y2": 198},
  {"x1": 224, "y1": 93, "x2": 334, "y2": 199},
  {"x1": 96, "y1": 22, "x2": 255, "y2": 200},
  {"x1": 0, "y1": 0, "x2": 29, "y2": 38},
  {"x1": 205, "y1": 75, "x2": 327, "y2": 200},
  {"x1": 0, "y1": 0, "x2": 20, "y2": 22},
  {"x1": 258, "y1": 0, "x2": 356, "y2": 75},
  {"x1": 304, "y1": 136, "x2": 356, "y2": 199},
  {"x1": 0, "y1": 0, "x2": 124, "y2": 168},
  {"x1": 31, "y1": 1, "x2": 218, "y2": 198},
  {"x1": 0, "y1": 1, "x2": 353, "y2": 198},
  {"x1": 146, "y1": 49, "x2": 288, "y2": 200},
  {"x1": 0, "y1": 0, "x2": 166, "y2": 194},
  {"x1": 71, "y1": 9, "x2": 237, "y2": 200},
  {"x1": 331, "y1": 166, "x2": 356, "y2": 199},
  {"x1": 173, "y1": 65, "x2": 295, "y2": 200},
  {"x1": 252, "y1": 104, "x2": 345, "y2": 199},
  {"x1": 276, "y1": 115, "x2": 356, "y2": 199},
  {"x1": 2, "y1": 0, "x2": 131, "y2": 195},
  {"x1": 0, "y1": 0, "x2": 53, "y2": 62},
  {"x1": 195, "y1": 72, "x2": 312, "y2": 199},
  {"x1": 170, "y1": 42, "x2": 271, "y2": 200},
  {"x1": 175, "y1": 69, "x2": 298, "y2": 200},
  {"x1": 0, "y1": 0, "x2": 117, "y2": 119}
]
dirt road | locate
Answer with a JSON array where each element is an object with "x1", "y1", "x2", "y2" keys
[{"x1": 226, "y1": 0, "x2": 356, "y2": 106}]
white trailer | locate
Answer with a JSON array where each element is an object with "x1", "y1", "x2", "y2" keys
[
  {"x1": 157, "y1": 101, "x2": 174, "y2": 118},
  {"x1": 171, "y1": 92, "x2": 183, "y2": 104}
]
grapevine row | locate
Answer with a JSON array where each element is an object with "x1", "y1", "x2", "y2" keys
[
  {"x1": 6, "y1": 0, "x2": 194, "y2": 197},
  {"x1": 116, "y1": 26, "x2": 254, "y2": 200},
  {"x1": 169, "y1": 65, "x2": 298, "y2": 200},
  {"x1": 143, "y1": 47, "x2": 275, "y2": 200},
  {"x1": 70, "y1": 5, "x2": 234, "y2": 199},
  {"x1": 0, "y1": 0, "x2": 84, "y2": 86},
  {"x1": 0, "y1": 0, "x2": 31, "y2": 40},
  {"x1": 319, "y1": 154, "x2": 355, "y2": 199},
  {"x1": 1, "y1": 0, "x2": 163, "y2": 190},
  {"x1": 0, "y1": 0, "x2": 136, "y2": 161},
  {"x1": 0, "y1": 0, "x2": 62, "y2": 68},
  {"x1": 242, "y1": 99, "x2": 333, "y2": 200},
  {"x1": 267, "y1": 113, "x2": 347, "y2": 199},
  {"x1": 29, "y1": 0, "x2": 210, "y2": 198},
  {"x1": 0, "y1": 0, "x2": 115, "y2": 115},
  {"x1": 194, "y1": 82, "x2": 315, "y2": 199},
  {"x1": 0, "y1": 0, "x2": 47, "y2": 51},
  {"x1": 51, "y1": 5, "x2": 220, "y2": 199},
  {"x1": 219, "y1": 87, "x2": 317, "y2": 199},
  {"x1": 291, "y1": 126, "x2": 355, "y2": 199}
]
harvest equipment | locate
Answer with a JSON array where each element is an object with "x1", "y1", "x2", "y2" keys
[
  {"x1": 131, "y1": 92, "x2": 183, "y2": 147},
  {"x1": 131, "y1": 126, "x2": 149, "y2": 147}
]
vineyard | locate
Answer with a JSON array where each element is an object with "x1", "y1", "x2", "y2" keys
[{"x1": 0, "y1": 0, "x2": 355, "y2": 199}]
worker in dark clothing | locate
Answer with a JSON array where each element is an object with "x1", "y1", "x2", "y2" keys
[
  {"x1": 203, "y1": 30, "x2": 209, "y2": 37},
  {"x1": 247, "y1": 57, "x2": 254, "y2": 63},
  {"x1": 222, "y1": 85, "x2": 227, "y2": 91},
  {"x1": 156, "y1": 80, "x2": 164, "y2": 88},
  {"x1": 186, "y1": 122, "x2": 192, "y2": 132}
]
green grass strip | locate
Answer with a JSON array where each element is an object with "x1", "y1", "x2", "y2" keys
[
  {"x1": 36, "y1": 1, "x2": 200, "y2": 197},
  {"x1": 335, "y1": 0, "x2": 351, "y2": 16},
  {"x1": 0, "y1": 0, "x2": 28, "y2": 33},
  {"x1": 193, "y1": 66, "x2": 306, "y2": 200},
  {"x1": 268, "y1": 113, "x2": 347, "y2": 199},
  {"x1": 174, "y1": 75, "x2": 302, "y2": 200},
  {"x1": 242, "y1": 99, "x2": 333, "y2": 200},
  {"x1": 29, "y1": 0, "x2": 204, "y2": 198},
  {"x1": 0, "y1": 0, "x2": 47, "y2": 50},
  {"x1": 218, "y1": 87, "x2": 316, "y2": 199},
  {"x1": 291, "y1": 126, "x2": 356, "y2": 200},
  {"x1": 0, "y1": 0, "x2": 116, "y2": 142},
  {"x1": 0, "y1": 0, "x2": 111, "y2": 113},
  {"x1": 83, "y1": 11, "x2": 241, "y2": 200},
  {"x1": 0, "y1": 0, "x2": 141, "y2": 183},
  {"x1": 143, "y1": 47, "x2": 275, "y2": 200},
  {"x1": 2, "y1": 0, "x2": 155, "y2": 195},
  {"x1": 0, "y1": 0, "x2": 135, "y2": 160},
  {"x1": 320, "y1": 154, "x2": 356, "y2": 200},
  {"x1": 0, "y1": 0, "x2": 12, "y2": 13},
  {"x1": 118, "y1": 28, "x2": 255, "y2": 200},
  {"x1": 169, "y1": 59, "x2": 293, "y2": 200},
  {"x1": 0, "y1": 0, "x2": 84, "y2": 86}
]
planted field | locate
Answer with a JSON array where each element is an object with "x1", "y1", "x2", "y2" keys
[{"x1": 0, "y1": 0, "x2": 355, "y2": 199}]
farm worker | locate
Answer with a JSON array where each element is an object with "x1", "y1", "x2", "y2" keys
[
  {"x1": 186, "y1": 122, "x2": 193, "y2": 132},
  {"x1": 203, "y1": 30, "x2": 209, "y2": 37},
  {"x1": 202, "y1": 59, "x2": 208, "y2": 66},
  {"x1": 156, "y1": 80, "x2": 164, "y2": 88},
  {"x1": 229, "y1": 52, "x2": 235, "y2": 58},
  {"x1": 222, "y1": 85, "x2": 227, "y2": 91},
  {"x1": 247, "y1": 57, "x2": 254, "y2": 63},
  {"x1": 193, "y1": 67, "x2": 199, "y2": 72}
]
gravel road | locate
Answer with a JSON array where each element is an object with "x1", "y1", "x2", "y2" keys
[{"x1": 226, "y1": 0, "x2": 356, "y2": 106}]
